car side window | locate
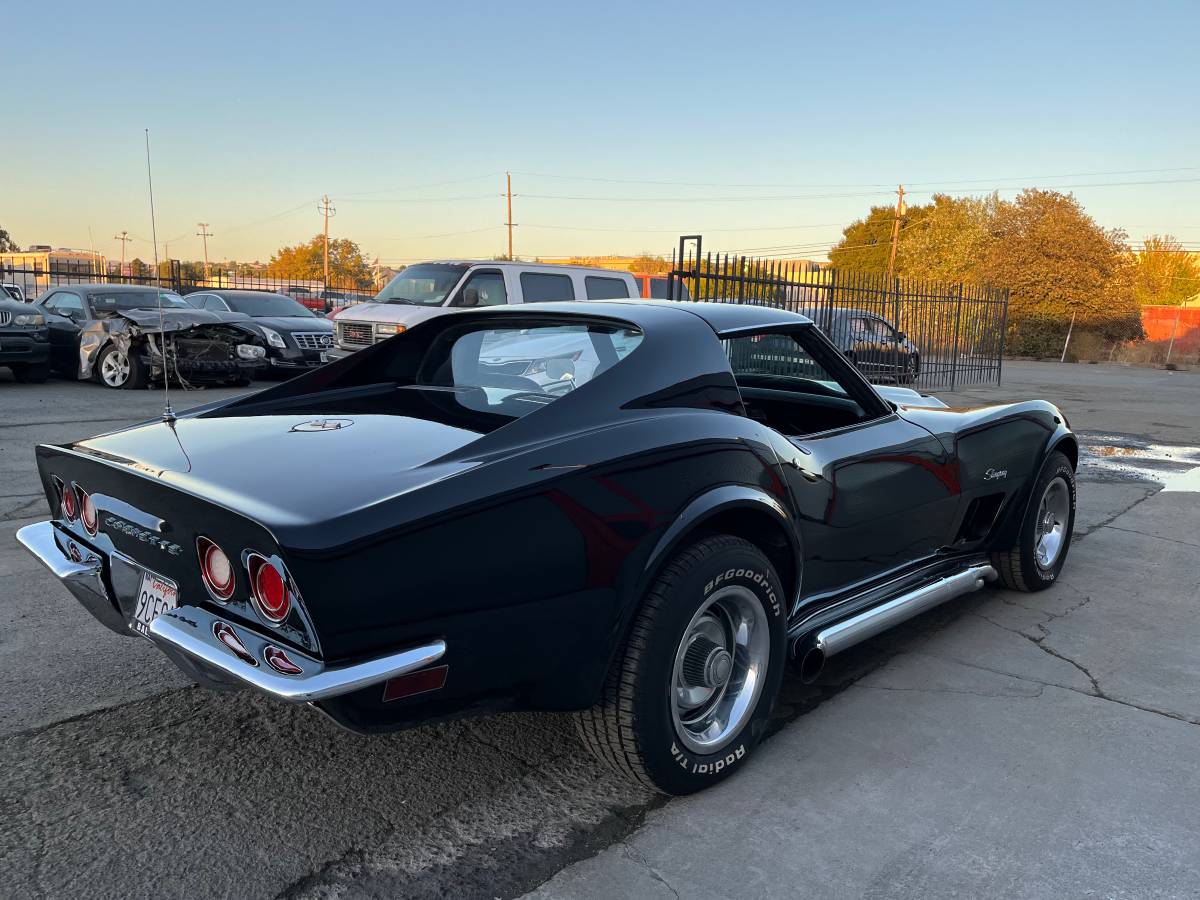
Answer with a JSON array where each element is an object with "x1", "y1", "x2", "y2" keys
[
  {"x1": 45, "y1": 291, "x2": 85, "y2": 319},
  {"x1": 203, "y1": 296, "x2": 229, "y2": 312},
  {"x1": 584, "y1": 276, "x2": 630, "y2": 300},
  {"x1": 454, "y1": 271, "x2": 507, "y2": 307},
  {"x1": 520, "y1": 272, "x2": 575, "y2": 303}
]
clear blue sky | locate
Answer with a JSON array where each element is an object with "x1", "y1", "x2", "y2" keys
[{"x1": 5, "y1": 0, "x2": 1198, "y2": 266}]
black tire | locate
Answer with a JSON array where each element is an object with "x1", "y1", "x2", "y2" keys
[
  {"x1": 11, "y1": 362, "x2": 49, "y2": 384},
  {"x1": 992, "y1": 450, "x2": 1076, "y2": 592},
  {"x1": 97, "y1": 343, "x2": 148, "y2": 390},
  {"x1": 574, "y1": 535, "x2": 787, "y2": 795}
]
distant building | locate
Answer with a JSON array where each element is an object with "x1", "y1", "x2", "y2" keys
[{"x1": 0, "y1": 246, "x2": 107, "y2": 298}]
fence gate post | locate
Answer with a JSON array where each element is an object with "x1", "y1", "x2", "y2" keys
[
  {"x1": 950, "y1": 283, "x2": 964, "y2": 391},
  {"x1": 996, "y1": 288, "x2": 1009, "y2": 385}
]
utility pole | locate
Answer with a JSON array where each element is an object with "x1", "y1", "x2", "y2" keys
[
  {"x1": 196, "y1": 223, "x2": 213, "y2": 279},
  {"x1": 114, "y1": 231, "x2": 132, "y2": 275},
  {"x1": 885, "y1": 184, "x2": 906, "y2": 284},
  {"x1": 318, "y1": 195, "x2": 336, "y2": 287},
  {"x1": 504, "y1": 172, "x2": 515, "y2": 260}
]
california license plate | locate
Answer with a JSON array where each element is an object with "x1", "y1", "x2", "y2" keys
[{"x1": 131, "y1": 570, "x2": 178, "y2": 637}]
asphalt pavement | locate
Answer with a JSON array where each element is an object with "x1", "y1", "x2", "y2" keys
[{"x1": 1, "y1": 362, "x2": 1197, "y2": 899}]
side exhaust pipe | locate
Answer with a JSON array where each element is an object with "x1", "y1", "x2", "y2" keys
[{"x1": 794, "y1": 563, "x2": 997, "y2": 683}]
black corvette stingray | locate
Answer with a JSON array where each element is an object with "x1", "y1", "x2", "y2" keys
[{"x1": 18, "y1": 301, "x2": 1076, "y2": 795}]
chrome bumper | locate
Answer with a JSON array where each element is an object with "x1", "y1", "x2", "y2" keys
[
  {"x1": 17, "y1": 520, "x2": 446, "y2": 703},
  {"x1": 16, "y1": 521, "x2": 129, "y2": 635},
  {"x1": 148, "y1": 606, "x2": 445, "y2": 702}
]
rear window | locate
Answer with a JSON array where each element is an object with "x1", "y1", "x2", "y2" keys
[
  {"x1": 415, "y1": 321, "x2": 642, "y2": 420},
  {"x1": 520, "y1": 273, "x2": 575, "y2": 302},
  {"x1": 585, "y1": 276, "x2": 630, "y2": 300}
]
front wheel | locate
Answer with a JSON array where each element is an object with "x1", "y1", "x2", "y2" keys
[
  {"x1": 97, "y1": 344, "x2": 147, "y2": 390},
  {"x1": 992, "y1": 450, "x2": 1076, "y2": 591},
  {"x1": 574, "y1": 535, "x2": 786, "y2": 795}
]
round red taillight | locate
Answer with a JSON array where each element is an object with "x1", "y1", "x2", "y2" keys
[
  {"x1": 61, "y1": 482, "x2": 78, "y2": 521},
  {"x1": 79, "y1": 488, "x2": 98, "y2": 536},
  {"x1": 248, "y1": 554, "x2": 290, "y2": 623},
  {"x1": 197, "y1": 537, "x2": 235, "y2": 601}
]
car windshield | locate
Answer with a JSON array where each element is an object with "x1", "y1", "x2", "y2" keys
[
  {"x1": 90, "y1": 290, "x2": 191, "y2": 312},
  {"x1": 224, "y1": 293, "x2": 314, "y2": 317},
  {"x1": 377, "y1": 264, "x2": 468, "y2": 306}
]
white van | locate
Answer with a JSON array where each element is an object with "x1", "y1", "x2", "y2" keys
[{"x1": 332, "y1": 261, "x2": 641, "y2": 353}]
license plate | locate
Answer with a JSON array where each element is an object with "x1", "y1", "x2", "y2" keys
[
  {"x1": 131, "y1": 570, "x2": 178, "y2": 637},
  {"x1": 319, "y1": 351, "x2": 328, "y2": 363}
]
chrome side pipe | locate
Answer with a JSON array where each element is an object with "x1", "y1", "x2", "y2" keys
[{"x1": 795, "y1": 563, "x2": 997, "y2": 683}]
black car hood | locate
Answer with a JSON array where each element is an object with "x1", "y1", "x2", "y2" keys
[{"x1": 240, "y1": 316, "x2": 332, "y2": 333}]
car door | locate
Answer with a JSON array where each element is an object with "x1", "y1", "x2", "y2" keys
[
  {"x1": 846, "y1": 315, "x2": 881, "y2": 378},
  {"x1": 39, "y1": 290, "x2": 87, "y2": 373},
  {"x1": 870, "y1": 315, "x2": 908, "y2": 381},
  {"x1": 729, "y1": 326, "x2": 961, "y2": 601}
]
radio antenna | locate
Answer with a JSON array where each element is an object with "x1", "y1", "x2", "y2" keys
[{"x1": 144, "y1": 129, "x2": 174, "y2": 424}]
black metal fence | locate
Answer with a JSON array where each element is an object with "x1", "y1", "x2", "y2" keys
[
  {"x1": 665, "y1": 237, "x2": 1009, "y2": 390},
  {"x1": 0, "y1": 263, "x2": 377, "y2": 313}
]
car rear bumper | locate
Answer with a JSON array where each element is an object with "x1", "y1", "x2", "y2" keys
[{"x1": 16, "y1": 520, "x2": 447, "y2": 703}]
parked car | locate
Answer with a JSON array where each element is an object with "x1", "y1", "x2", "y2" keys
[
  {"x1": 0, "y1": 294, "x2": 50, "y2": 382},
  {"x1": 2, "y1": 282, "x2": 27, "y2": 302},
  {"x1": 632, "y1": 273, "x2": 691, "y2": 300},
  {"x1": 185, "y1": 289, "x2": 333, "y2": 374},
  {"x1": 18, "y1": 300, "x2": 1078, "y2": 795},
  {"x1": 802, "y1": 306, "x2": 920, "y2": 383},
  {"x1": 332, "y1": 261, "x2": 640, "y2": 354},
  {"x1": 33, "y1": 283, "x2": 266, "y2": 389}
]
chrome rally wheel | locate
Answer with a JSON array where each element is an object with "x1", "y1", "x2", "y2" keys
[
  {"x1": 1034, "y1": 476, "x2": 1071, "y2": 570},
  {"x1": 574, "y1": 534, "x2": 786, "y2": 795},
  {"x1": 671, "y1": 584, "x2": 770, "y2": 755}
]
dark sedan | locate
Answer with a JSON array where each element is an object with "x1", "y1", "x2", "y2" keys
[
  {"x1": 186, "y1": 290, "x2": 333, "y2": 373},
  {"x1": 801, "y1": 306, "x2": 920, "y2": 383}
]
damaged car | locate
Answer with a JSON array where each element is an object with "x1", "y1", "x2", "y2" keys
[{"x1": 34, "y1": 284, "x2": 266, "y2": 389}]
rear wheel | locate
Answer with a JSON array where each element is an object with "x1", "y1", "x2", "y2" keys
[
  {"x1": 574, "y1": 535, "x2": 786, "y2": 795},
  {"x1": 992, "y1": 450, "x2": 1076, "y2": 591}
]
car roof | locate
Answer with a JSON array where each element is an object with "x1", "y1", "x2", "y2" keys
[
  {"x1": 204, "y1": 289, "x2": 298, "y2": 298},
  {"x1": 416, "y1": 260, "x2": 638, "y2": 275},
  {"x1": 45, "y1": 283, "x2": 167, "y2": 294},
  {"x1": 449, "y1": 300, "x2": 812, "y2": 337}
]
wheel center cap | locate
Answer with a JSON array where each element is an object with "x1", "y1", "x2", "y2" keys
[{"x1": 706, "y1": 648, "x2": 733, "y2": 687}]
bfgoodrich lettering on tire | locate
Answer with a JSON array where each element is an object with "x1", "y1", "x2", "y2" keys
[
  {"x1": 574, "y1": 534, "x2": 786, "y2": 795},
  {"x1": 992, "y1": 450, "x2": 1076, "y2": 592}
]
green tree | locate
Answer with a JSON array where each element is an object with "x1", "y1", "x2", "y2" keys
[
  {"x1": 1133, "y1": 235, "x2": 1199, "y2": 306},
  {"x1": 828, "y1": 201, "x2": 933, "y2": 274},
  {"x1": 267, "y1": 235, "x2": 373, "y2": 286},
  {"x1": 979, "y1": 189, "x2": 1136, "y2": 326},
  {"x1": 627, "y1": 253, "x2": 670, "y2": 275},
  {"x1": 896, "y1": 193, "x2": 998, "y2": 282},
  {"x1": 0, "y1": 225, "x2": 17, "y2": 253}
]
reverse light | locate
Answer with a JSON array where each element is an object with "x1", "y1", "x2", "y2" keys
[
  {"x1": 197, "y1": 537, "x2": 236, "y2": 601},
  {"x1": 79, "y1": 487, "x2": 98, "y2": 536},
  {"x1": 247, "y1": 553, "x2": 290, "y2": 623}
]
